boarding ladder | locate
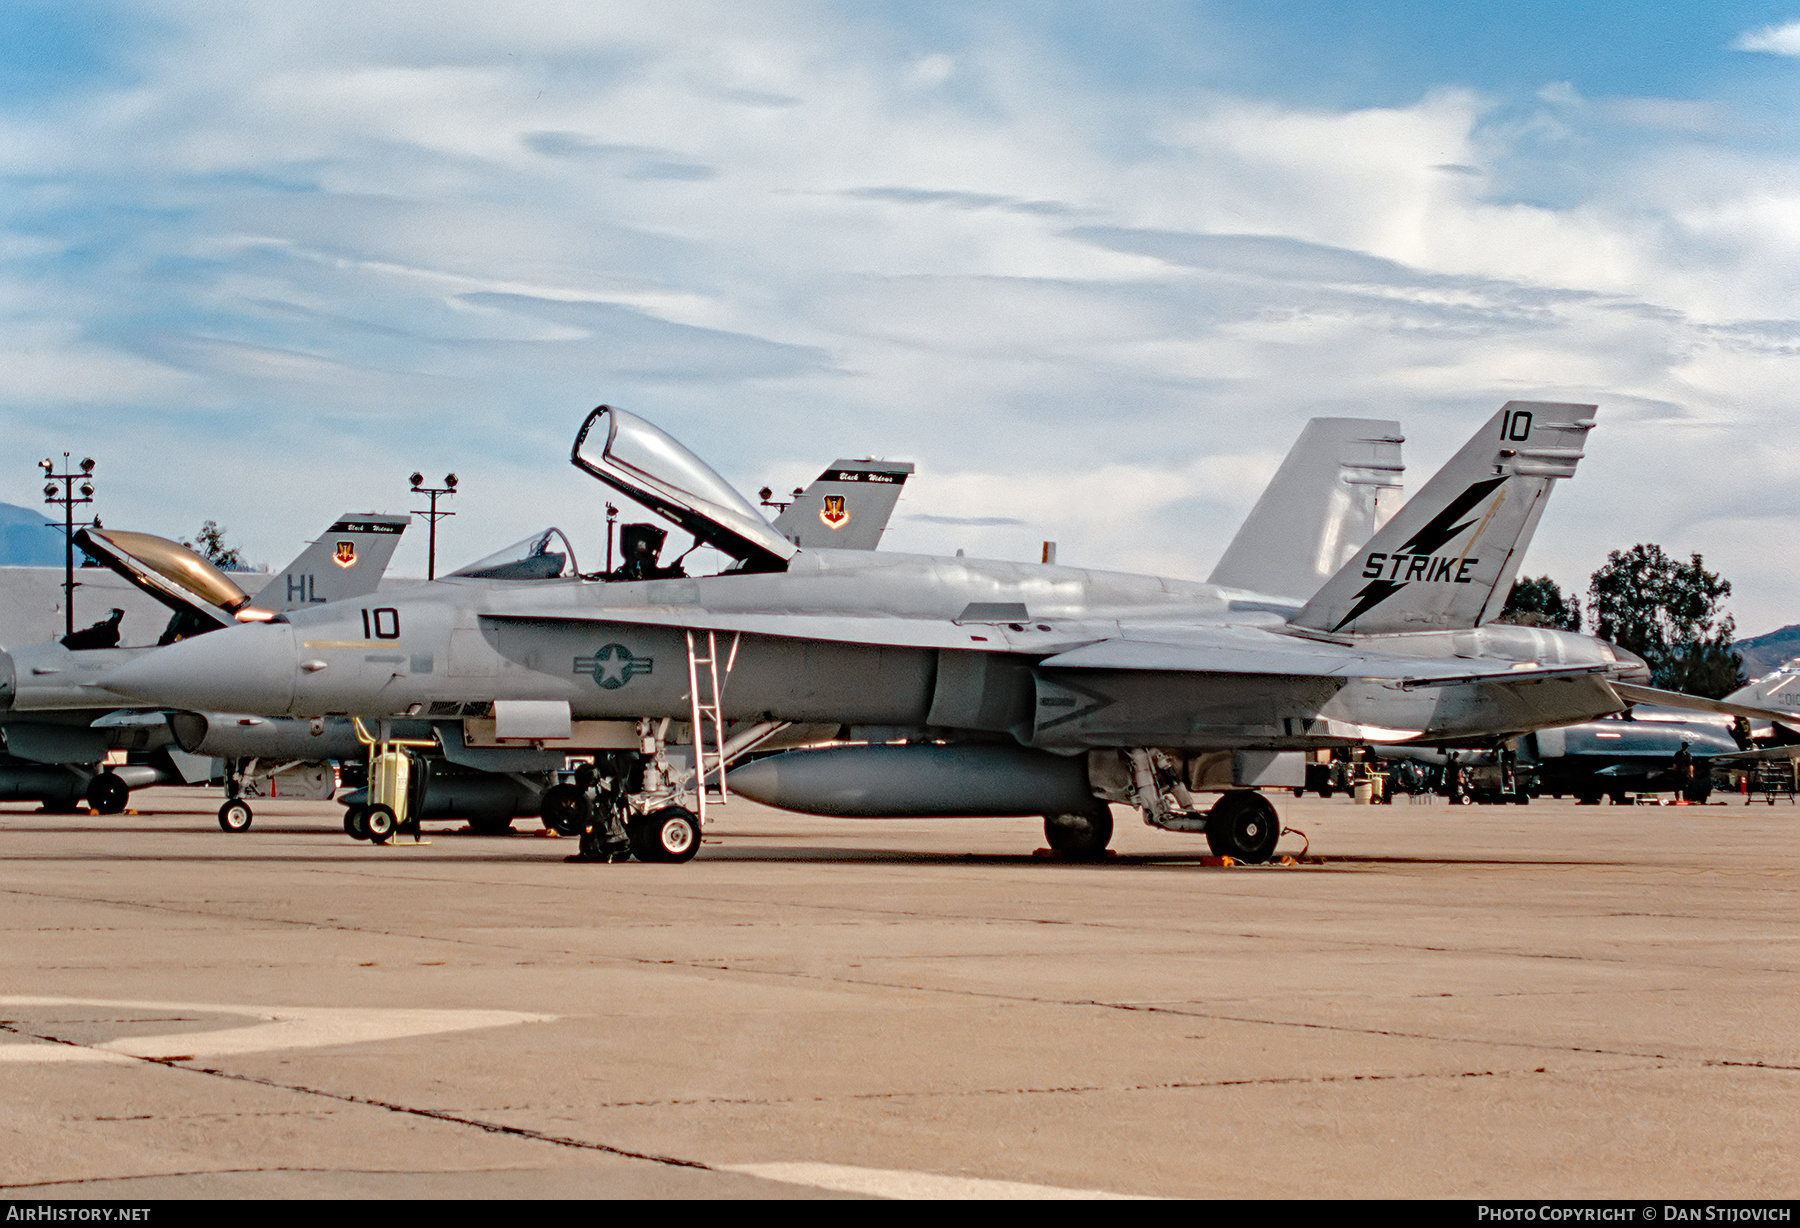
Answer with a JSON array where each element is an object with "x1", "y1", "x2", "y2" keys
[{"x1": 685, "y1": 630, "x2": 741, "y2": 826}]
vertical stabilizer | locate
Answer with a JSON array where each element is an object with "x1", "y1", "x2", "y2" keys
[
  {"x1": 1724, "y1": 659, "x2": 1800, "y2": 719},
  {"x1": 1208, "y1": 418, "x2": 1404, "y2": 601},
  {"x1": 252, "y1": 514, "x2": 410, "y2": 610},
  {"x1": 1290, "y1": 401, "x2": 1595, "y2": 635},
  {"x1": 773, "y1": 460, "x2": 914, "y2": 550}
]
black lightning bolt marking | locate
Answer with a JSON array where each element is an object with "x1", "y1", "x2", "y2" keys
[
  {"x1": 1396, "y1": 477, "x2": 1506, "y2": 556},
  {"x1": 1329, "y1": 580, "x2": 1409, "y2": 633}
]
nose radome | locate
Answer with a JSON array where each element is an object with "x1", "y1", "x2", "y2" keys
[{"x1": 100, "y1": 622, "x2": 299, "y2": 715}]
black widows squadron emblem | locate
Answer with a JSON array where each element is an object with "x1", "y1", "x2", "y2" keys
[
  {"x1": 574, "y1": 643, "x2": 654, "y2": 690},
  {"x1": 819, "y1": 495, "x2": 849, "y2": 529}
]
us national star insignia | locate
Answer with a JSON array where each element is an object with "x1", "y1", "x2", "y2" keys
[{"x1": 574, "y1": 643, "x2": 654, "y2": 689}]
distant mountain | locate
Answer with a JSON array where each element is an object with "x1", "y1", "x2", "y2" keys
[
  {"x1": 1735, "y1": 625, "x2": 1800, "y2": 681},
  {"x1": 0, "y1": 501, "x2": 66, "y2": 567}
]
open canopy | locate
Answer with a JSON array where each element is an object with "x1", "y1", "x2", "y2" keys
[
  {"x1": 571, "y1": 405, "x2": 795, "y2": 573},
  {"x1": 73, "y1": 527, "x2": 270, "y2": 633}
]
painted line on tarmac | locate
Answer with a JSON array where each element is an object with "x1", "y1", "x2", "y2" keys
[
  {"x1": 0, "y1": 996, "x2": 554, "y2": 1062},
  {"x1": 721, "y1": 1162, "x2": 1151, "y2": 1200}
]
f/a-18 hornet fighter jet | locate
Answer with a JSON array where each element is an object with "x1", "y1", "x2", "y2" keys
[{"x1": 102, "y1": 400, "x2": 1646, "y2": 864}]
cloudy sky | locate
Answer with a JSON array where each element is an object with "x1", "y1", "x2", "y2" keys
[{"x1": 7, "y1": 1, "x2": 1800, "y2": 633}]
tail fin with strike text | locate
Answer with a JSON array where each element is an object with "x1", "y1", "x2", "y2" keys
[{"x1": 1290, "y1": 401, "x2": 1594, "y2": 635}]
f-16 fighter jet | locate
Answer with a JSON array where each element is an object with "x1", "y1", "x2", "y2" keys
[{"x1": 100, "y1": 401, "x2": 1645, "y2": 864}]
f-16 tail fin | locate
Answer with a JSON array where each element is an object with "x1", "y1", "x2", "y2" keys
[
  {"x1": 1290, "y1": 401, "x2": 1595, "y2": 635},
  {"x1": 773, "y1": 460, "x2": 914, "y2": 550},
  {"x1": 251, "y1": 514, "x2": 410, "y2": 611},
  {"x1": 1208, "y1": 417, "x2": 1404, "y2": 602}
]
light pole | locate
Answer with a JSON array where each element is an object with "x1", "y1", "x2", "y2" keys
[
  {"x1": 409, "y1": 472, "x2": 457, "y2": 581},
  {"x1": 758, "y1": 484, "x2": 804, "y2": 513},
  {"x1": 40, "y1": 454, "x2": 95, "y2": 637}
]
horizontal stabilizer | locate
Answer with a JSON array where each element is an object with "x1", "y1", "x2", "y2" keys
[
  {"x1": 1291, "y1": 401, "x2": 1595, "y2": 635},
  {"x1": 1612, "y1": 681, "x2": 1800, "y2": 728}
]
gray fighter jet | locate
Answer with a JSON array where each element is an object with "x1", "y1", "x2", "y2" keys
[
  {"x1": 101, "y1": 400, "x2": 1644, "y2": 864},
  {"x1": 0, "y1": 515, "x2": 407, "y2": 818}
]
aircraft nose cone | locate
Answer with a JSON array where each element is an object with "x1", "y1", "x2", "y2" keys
[{"x1": 101, "y1": 623, "x2": 299, "y2": 715}]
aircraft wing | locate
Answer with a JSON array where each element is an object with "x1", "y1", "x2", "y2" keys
[
  {"x1": 1038, "y1": 635, "x2": 1617, "y2": 686},
  {"x1": 484, "y1": 608, "x2": 1619, "y2": 688},
  {"x1": 481, "y1": 609, "x2": 1114, "y2": 654},
  {"x1": 1711, "y1": 744, "x2": 1800, "y2": 762},
  {"x1": 1611, "y1": 681, "x2": 1800, "y2": 727}
]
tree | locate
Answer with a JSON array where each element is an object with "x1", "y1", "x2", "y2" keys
[
  {"x1": 1497, "y1": 575, "x2": 1581, "y2": 631},
  {"x1": 1588, "y1": 544, "x2": 1743, "y2": 697},
  {"x1": 183, "y1": 520, "x2": 246, "y2": 571}
]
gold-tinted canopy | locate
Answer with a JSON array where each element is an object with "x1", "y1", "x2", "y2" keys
[{"x1": 86, "y1": 529, "x2": 250, "y2": 612}]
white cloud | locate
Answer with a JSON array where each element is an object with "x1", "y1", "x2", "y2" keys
[
  {"x1": 5, "y1": 5, "x2": 1800, "y2": 632},
  {"x1": 1734, "y1": 21, "x2": 1800, "y2": 55}
]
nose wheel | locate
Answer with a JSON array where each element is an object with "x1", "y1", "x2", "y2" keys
[
  {"x1": 217, "y1": 800, "x2": 254, "y2": 833},
  {"x1": 628, "y1": 807, "x2": 701, "y2": 863}
]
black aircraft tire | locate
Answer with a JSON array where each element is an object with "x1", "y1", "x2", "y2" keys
[
  {"x1": 1684, "y1": 782, "x2": 1713, "y2": 804},
  {"x1": 365, "y1": 804, "x2": 397, "y2": 845},
  {"x1": 1575, "y1": 793, "x2": 1601, "y2": 806},
  {"x1": 1044, "y1": 808, "x2": 1113, "y2": 859},
  {"x1": 217, "y1": 800, "x2": 253, "y2": 833},
  {"x1": 541, "y1": 784, "x2": 591, "y2": 836},
  {"x1": 632, "y1": 807, "x2": 700, "y2": 863},
  {"x1": 88, "y1": 773, "x2": 130, "y2": 815},
  {"x1": 1204, "y1": 792, "x2": 1281, "y2": 864}
]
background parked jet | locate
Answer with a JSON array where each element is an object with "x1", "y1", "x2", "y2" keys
[
  {"x1": 101, "y1": 399, "x2": 1641, "y2": 865},
  {"x1": 0, "y1": 515, "x2": 406, "y2": 817}
]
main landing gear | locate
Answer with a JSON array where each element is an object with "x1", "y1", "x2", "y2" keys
[
  {"x1": 1044, "y1": 808, "x2": 1114, "y2": 859},
  {"x1": 1202, "y1": 791, "x2": 1281, "y2": 863},
  {"x1": 1123, "y1": 748, "x2": 1286, "y2": 864}
]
